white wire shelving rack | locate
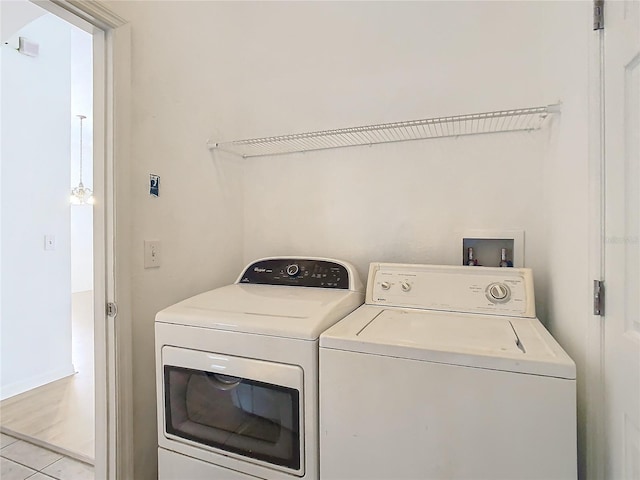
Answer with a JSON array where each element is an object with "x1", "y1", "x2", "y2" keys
[{"x1": 208, "y1": 103, "x2": 561, "y2": 159}]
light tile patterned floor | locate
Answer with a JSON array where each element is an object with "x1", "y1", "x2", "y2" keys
[{"x1": 0, "y1": 434, "x2": 94, "y2": 480}]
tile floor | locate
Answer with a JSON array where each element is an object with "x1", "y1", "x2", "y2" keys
[{"x1": 0, "y1": 433, "x2": 94, "y2": 480}]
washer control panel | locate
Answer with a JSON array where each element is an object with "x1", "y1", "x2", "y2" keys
[
  {"x1": 238, "y1": 258, "x2": 351, "y2": 289},
  {"x1": 367, "y1": 263, "x2": 535, "y2": 318}
]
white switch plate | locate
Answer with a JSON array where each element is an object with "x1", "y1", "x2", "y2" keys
[
  {"x1": 144, "y1": 240, "x2": 161, "y2": 268},
  {"x1": 45, "y1": 235, "x2": 56, "y2": 251}
]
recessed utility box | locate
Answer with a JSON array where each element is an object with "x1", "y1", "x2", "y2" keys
[{"x1": 462, "y1": 230, "x2": 524, "y2": 268}]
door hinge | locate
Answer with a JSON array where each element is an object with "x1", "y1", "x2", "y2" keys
[
  {"x1": 593, "y1": 280, "x2": 604, "y2": 316},
  {"x1": 107, "y1": 302, "x2": 118, "y2": 318},
  {"x1": 594, "y1": 0, "x2": 604, "y2": 30}
]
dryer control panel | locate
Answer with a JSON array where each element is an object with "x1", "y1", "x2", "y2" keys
[
  {"x1": 367, "y1": 263, "x2": 535, "y2": 318},
  {"x1": 237, "y1": 257, "x2": 356, "y2": 290}
]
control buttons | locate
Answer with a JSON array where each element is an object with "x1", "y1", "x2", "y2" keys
[
  {"x1": 286, "y1": 264, "x2": 300, "y2": 277},
  {"x1": 378, "y1": 280, "x2": 412, "y2": 292},
  {"x1": 486, "y1": 282, "x2": 511, "y2": 303}
]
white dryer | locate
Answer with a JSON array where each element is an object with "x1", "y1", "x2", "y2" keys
[
  {"x1": 320, "y1": 263, "x2": 577, "y2": 480},
  {"x1": 155, "y1": 257, "x2": 364, "y2": 480}
]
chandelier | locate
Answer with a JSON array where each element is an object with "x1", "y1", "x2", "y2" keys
[{"x1": 70, "y1": 114, "x2": 94, "y2": 205}]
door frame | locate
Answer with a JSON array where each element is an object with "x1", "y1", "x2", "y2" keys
[
  {"x1": 32, "y1": 1, "x2": 133, "y2": 478},
  {"x1": 586, "y1": 8, "x2": 605, "y2": 480}
]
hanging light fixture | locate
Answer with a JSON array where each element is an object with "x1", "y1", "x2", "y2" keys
[{"x1": 70, "y1": 114, "x2": 94, "y2": 205}]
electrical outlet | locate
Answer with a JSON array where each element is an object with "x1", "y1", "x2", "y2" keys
[{"x1": 144, "y1": 240, "x2": 161, "y2": 268}]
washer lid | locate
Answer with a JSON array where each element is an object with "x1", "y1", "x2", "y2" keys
[
  {"x1": 320, "y1": 306, "x2": 575, "y2": 379},
  {"x1": 155, "y1": 284, "x2": 364, "y2": 340},
  {"x1": 360, "y1": 310, "x2": 524, "y2": 356}
]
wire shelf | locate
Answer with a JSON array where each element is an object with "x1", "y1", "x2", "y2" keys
[{"x1": 208, "y1": 103, "x2": 561, "y2": 158}]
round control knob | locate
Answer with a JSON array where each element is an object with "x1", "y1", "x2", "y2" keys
[
  {"x1": 286, "y1": 264, "x2": 300, "y2": 277},
  {"x1": 488, "y1": 283, "x2": 509, "y2": 301},
  {"x1": 400, "y1": 281, "x2": 412, "y2": 292},
  {"x1": 380, "y1": 281, "x2": 391, "y2": 290}
]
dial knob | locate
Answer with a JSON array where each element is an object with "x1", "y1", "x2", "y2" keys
[
  {"x1": 286, "y1": 264, "x2": 300, "y2": 277},
  {"x1": 380, "y1": 281, "x2": 391, "y2": 290},
  {"x1": 400, "y1": 281, "x2": 412, "y2": 292},
  {"x1": 488, "y1": 283, "x2": 509, "y2": 300}
]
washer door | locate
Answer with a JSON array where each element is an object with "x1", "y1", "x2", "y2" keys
[{"x1": 161, "y1": 346, "x2": 304, "y2": 475}]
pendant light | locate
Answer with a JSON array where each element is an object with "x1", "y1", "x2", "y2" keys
[{"x1": 70, "y1": 114, "x2": 94, "y2": 205}]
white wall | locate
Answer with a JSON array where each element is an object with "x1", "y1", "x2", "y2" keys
[
  {"x1": 0, "y1": 0, "x2": 45, "y2": 42},
  {"x1": 538, "y1": 5, "x2": 592, "y2": 478},
  {"x1": 0, "y1": 11, "x2": 75, "y2": 399},
  {"x1": 104, "y1": 2, "x2": 592, "y2": 479},
  {"x1": 103, "y1": 2, "x2": 246, "y2": 478}
]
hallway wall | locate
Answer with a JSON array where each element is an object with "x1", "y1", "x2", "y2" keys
[
  {"x1": 70, "y1": 27, "x2": 93, "y2": 294},
  {"x1": 0, "y1": 11, "x2": 75, "y2": 399}
]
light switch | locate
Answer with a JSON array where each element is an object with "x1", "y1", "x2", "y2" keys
[
  {"x1": 45, "y1": 235, "x2": 56, "y2": 251},
  {"x1": 144, "y1": 240, "x2": 161, "y2": 268}
]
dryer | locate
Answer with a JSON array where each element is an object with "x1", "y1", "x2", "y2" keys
[
  {"x1": 155, "y1": 257, "x2": 364, "y2": 480},
  {"x1": 319, "y1": 263, "x2": 577, "y2": 480}
]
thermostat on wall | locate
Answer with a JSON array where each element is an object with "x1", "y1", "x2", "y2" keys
[{"x1": 18, "y1": 37, "x2": 39, "y2": 57}]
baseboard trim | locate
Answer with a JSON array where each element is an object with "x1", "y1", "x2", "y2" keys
[{"x1": 0, "y1": 365, "x2": 76, "y2": 401}]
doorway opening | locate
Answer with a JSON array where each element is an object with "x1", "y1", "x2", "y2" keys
[{"x1": 0, "y1": 1, "x2": 95, "y2": 467}]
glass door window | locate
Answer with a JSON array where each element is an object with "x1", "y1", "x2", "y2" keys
[{"x1": 164, "y1": 365, "x2": 300, "y2": 470}]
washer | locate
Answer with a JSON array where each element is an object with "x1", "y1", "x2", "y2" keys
[
  {"x1": 155, "y1": 257, "x2": 364, "y2": 480},
  {"x1": 320, "y1": 263, "x2": 577, "y2": 480}
]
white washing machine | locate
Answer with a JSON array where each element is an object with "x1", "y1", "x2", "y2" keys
[
  {"x1": 155, "y1": 257, "x2": 364, "y2": 480},
  {"x1": 320, "y1": 263, "x2": 577, "y2": 480}
]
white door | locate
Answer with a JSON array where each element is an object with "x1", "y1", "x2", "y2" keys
[{"x1": 604, "y1": 1, "x2": 640, "y2": 478}]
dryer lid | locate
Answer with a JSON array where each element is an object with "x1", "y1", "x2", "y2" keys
[
  {"x1": 320, "y1": 306, "x2": 575, "y2": 379},
  {"x1": 155, "y1": 284, "x2": 364, "y2": 340}
]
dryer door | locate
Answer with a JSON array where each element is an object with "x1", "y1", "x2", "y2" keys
[{"x1": 161, "y1": 346, "x2": 304, "y2": 475}]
